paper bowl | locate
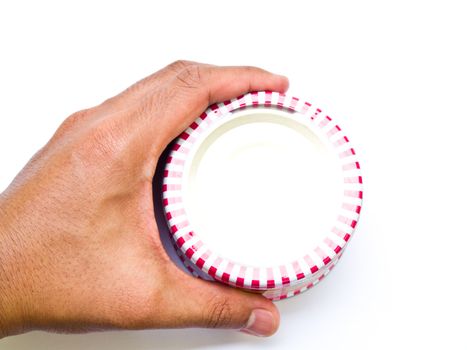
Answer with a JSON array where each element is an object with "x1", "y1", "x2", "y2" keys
[{"x1": 162, "y1": 91, "x2": 362, "y2": 300}]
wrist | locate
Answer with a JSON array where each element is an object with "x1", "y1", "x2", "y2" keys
[{"x1": 0, "y1": 195, "x2": 28, "y2": 338}]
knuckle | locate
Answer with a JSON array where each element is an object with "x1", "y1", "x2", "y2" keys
[
  {"x1": 174, "y1": 64, "x2": 203, "y2": 89},
  {"x1": 167, "y1": 59, "x2": 194, "y2": 73},
  {"x1": 55, "y1": 109, "x2": 90, "y2": 137},
  {"x1": 204, "y1": 295, "x2": 233, "y2": 329}
]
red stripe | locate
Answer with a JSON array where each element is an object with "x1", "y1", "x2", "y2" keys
[
  {"x1": 185, "y1": 248, "x2": 194, "y2": 258},
  {"x1": 176, "y1": 237, "x2": 185, "y2": 247},
  {"x1": 339, "y1": 148, "x2": 356, "y2": 158},
  {"x1": 265, "y1": 91, "x2": 272, "y2": 104},
  {"x1": 344, "y1": 190, "x2": 363, "y2": 198},
  {"x1": 342, "y1": 203, "x2": 362, "y2": 213},
  {"x1": 327, "y1": 125, "x2": 340, "y2": 137},
  {"x1": 338, "y1": 215, "x2": 357, "y2": 228},
  {"x1": 163, "y1": 197, "x2": 182, "y2": 205},
  {"x1": 236, "y1": 277, "x2": 244, "y2": 287},
  {"x1": 208, "y1": 266, "x2": 217, "y2": 277},
  {"x1": 163, "y1": 184, "x2": 182, "y2": 191},
  {"x1": 344, "y1": 176, "x2": 363, "y2": 183},
  {"x1": 164, "y1": 170, "x2": 182, "y2": 178},
  {"x1": 342, "y1": 162, "x2": 360, "y2": 170},
  {"x1": 251, "y1": 91, "x2": 259, "y2": 107},
  {"x1": 196, "y1": 258, "x2": 205, "y2": 268},
  {"x1": 277, "y1": 93, "x2": 285, "y2": 107},
  {"x1": 334, "y1": 136, "x2": 350, "y2": 146}
]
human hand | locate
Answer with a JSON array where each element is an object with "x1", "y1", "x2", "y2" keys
[{"x1": 0, "y1": 61, "x2": 289, "y2": 338}]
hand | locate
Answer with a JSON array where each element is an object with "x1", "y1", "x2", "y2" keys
[{"x1": 0, "y1": 61, "x2": 289, "y2": 339}]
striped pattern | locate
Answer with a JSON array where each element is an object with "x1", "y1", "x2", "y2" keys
[{"x1": 162, "y1": 91, "x2": 363, "y2": 300}]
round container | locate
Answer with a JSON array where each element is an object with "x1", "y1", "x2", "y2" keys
[{"x1": 162, "y1": 91, "x2": 362, "y2": 300}]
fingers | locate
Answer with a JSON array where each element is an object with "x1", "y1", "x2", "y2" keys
[
  {"x1": 152, "y1": 63, "x2": 289, "y2": 148},
  {"x1": 57, "y1": 61, "x2": 288, "y2": 177},
  {"x1": 160, "y1": 270, "x2": 280, "y2": 337},
  {"x1": 102, "y1": 60, "x2": 205, "y2": 109}
]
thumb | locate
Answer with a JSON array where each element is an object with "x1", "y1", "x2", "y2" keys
[{"x1": 167, "y1": 271, "x2": 280, "y2": 337}]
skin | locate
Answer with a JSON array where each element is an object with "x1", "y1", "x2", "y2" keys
[{"x1": 0, "y1": 61, "x2": 289, "y2": 339}]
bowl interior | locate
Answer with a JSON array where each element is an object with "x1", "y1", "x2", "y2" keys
[{"x1": 182, "y1": 107, "x2": 344, "y2": 267}]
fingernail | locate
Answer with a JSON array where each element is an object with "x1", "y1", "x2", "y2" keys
[{"x1": 240, "y1": 309, "x2": 276, "y2": 337}]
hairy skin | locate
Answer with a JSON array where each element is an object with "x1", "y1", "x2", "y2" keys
[{"x1": 0, "y1": 61, "x2": 289, "y2": 339}]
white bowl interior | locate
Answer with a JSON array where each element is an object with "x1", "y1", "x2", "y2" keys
[{"x1": 183, "y1": 107, "x2": 343, "y2": 267}]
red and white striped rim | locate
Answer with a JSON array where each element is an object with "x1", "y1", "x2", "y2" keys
[
  {"x1": 172, "y1": 239, "x2": 345, "y2": 300},
  {"x1": 162, "y1": 91, "x2": 363, "y2": 292}
]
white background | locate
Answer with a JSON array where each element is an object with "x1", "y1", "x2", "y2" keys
[{"x1": 1, "y1": 1, "x2": 466, "y2": 349}]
